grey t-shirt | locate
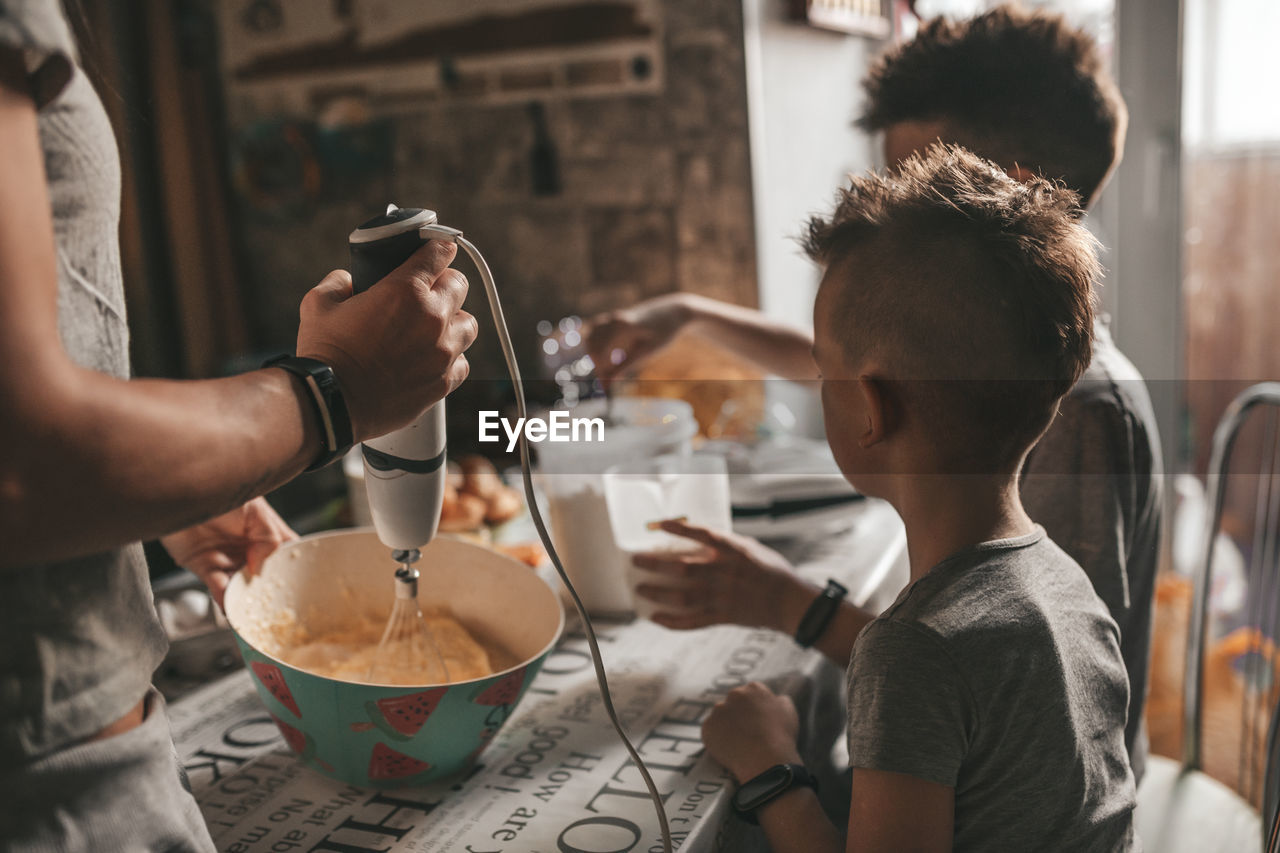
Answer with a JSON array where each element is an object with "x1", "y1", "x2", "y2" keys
[
  {"x1": 1023, "y1": 319, "x2": 1162, "y2": 780},
  {"x1": 847, "y1": 528, "x2": 1137, "y2": 852},
  {"x1": 0, "y1": 0, "x2": 168, "y2": 761}
]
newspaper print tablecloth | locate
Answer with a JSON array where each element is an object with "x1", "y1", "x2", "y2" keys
[{"x1": 170, "y1": 501, "x2": 907, "y2": 853}]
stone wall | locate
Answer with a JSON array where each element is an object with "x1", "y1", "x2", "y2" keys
[{"x1": 216, "y1": 0, "x2": 758, "y2": 412}]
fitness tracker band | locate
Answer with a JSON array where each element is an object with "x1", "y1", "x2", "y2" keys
[
  {"x1": 263, "y1": 355, "x2": 354, "y2": 471},
  {"x1": 732, "y1": 763, "x2": 818, "y2": 824},
  {"x1": 794, "y1": 578, "x2": 849, "y2": 648}
]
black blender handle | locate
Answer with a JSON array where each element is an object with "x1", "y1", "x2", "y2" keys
[{"x1": 349, "y1": 228, "x2": 428, "y2": 295}]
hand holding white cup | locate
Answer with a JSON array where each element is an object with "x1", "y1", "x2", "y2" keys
[{"x1": 602, "y1": 455, "x2": 731, "y2": 621}]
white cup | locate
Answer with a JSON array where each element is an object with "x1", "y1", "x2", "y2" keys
[
  {"x1": 603, "y1": 454, "x2": 731, "y2": 620},
  {"x1": 537, "y1": 397, "x2": 698, "y2": 616},
  {"x1": 624, "y1": 553, "x2": 703, "y2": 620}
]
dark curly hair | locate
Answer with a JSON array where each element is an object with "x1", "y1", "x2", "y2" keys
[
  {"x1": 859, "y1": 5, "x2": 1126, "y2": 208},
  {"x1": 804, "y1": 143, "x2": 1099, "y2": 471}
]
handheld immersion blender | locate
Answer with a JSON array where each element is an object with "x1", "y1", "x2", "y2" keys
[
  {"x1": 349, "y1": 206, "x2": 461, "y2": 684},
  {"x1": 349, "y1": 206, "x2": 454, "y2": 564},
  {"x1": 348, "y1": 205, "x2": 672, "y2": 852}
]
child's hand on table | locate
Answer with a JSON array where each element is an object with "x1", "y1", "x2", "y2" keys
[
  {"x1": 631, "y1": 518, "x2": 806, "y2": 632},
  {"x1": 702, "y1": 682, "x2": 803, "y2": 782},
  {"x1": 161, "y1": 497, "x2": 297, "y2": 609}
]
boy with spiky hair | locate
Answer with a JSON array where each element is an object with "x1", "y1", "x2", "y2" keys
[
  {"x1": 608, "y1": 4, "x2": 1160, "y2": 780},
  {"x1": 862, "y1": 6, "x2": 1125, "y2": 208},
  {"x1": 696, "y1": 144, "x2": 1135, "y2": 852}
]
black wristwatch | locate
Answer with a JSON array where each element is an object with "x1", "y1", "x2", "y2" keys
[
  {"x1": 263, "y1": 355, "x2": 354, "y2": 471},
  {"x1": 794, "y1": 579, "x2": 849, "y2": 648},
  {"x1": 732, "y1": 763, "x2": 817, "y2": 824}
]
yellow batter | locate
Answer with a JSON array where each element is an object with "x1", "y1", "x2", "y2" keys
[{"x1": 268, "y1": 610, "x2": 502, "y2": 686}]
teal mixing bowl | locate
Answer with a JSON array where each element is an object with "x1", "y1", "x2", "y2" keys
[{"x1": 224, "y1": 529, "x2": 564, "y2": 787}]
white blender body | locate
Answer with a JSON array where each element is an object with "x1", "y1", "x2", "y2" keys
[
  {"x1": 360, "y1": 404, "x2": 446, "y2": 554},
  {"x1": 349, "y1": 205, "x2": 454, "y2": 560}
]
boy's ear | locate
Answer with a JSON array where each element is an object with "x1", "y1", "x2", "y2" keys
[{"x1": 857, "y1": 375, "x2": 889, "y2": 448}]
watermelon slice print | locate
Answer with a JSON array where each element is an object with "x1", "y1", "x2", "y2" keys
[
  {"x1": 473, "y1": 667, "x2": 527, "y2": 707},
  {"x1": 251, "y1": 661, "x2": 301, "y2": 718},
  {"x1": 368, "y1": 742, "x2": 432, "y2": 783},
  {"x1": 270, "y1": 714, "x2": 316, "y2": 762},
  {"x1": 466, "y1": 727, "x2": 498, "y2": 765},
  {"x1": 350, "y1": 687, "x2": 448, "y2": 741}
]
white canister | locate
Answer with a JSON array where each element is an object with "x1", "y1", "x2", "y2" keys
[{"x1": 536, "y1": 397, "x2": 697, "y2": 616}]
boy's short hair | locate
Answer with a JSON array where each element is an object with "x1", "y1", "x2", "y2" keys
[
  {"x1": 859, "y1": 5, "x2": 1126, "y2": 208},
  {"x1": 804, "y1": 144, "x2": 1098, "y2": 472}
]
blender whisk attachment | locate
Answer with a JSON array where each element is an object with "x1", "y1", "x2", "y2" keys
[{"x1": 366, "y1": 555, "x2": 451, "y2": 685}]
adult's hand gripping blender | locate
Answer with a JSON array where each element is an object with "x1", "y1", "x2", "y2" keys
[
  {"x1": 348, "y1": 204, "x2": 673, "y2": 851},
  {"x1": 349, "y1": 205, "x2": 463, "y2": 684}
]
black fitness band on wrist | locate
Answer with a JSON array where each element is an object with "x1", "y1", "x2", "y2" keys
[
  {"x1": 794, "y1": 579, "x2": 849, "y2": 648},
  {"x1": 732, "y1": 763, "x2": 818, "y2": 825},
  {"x1": 263, "y1": 355, "x2": 354, "y2": 471}
]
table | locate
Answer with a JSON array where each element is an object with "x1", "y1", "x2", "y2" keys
[{"x1": 170, "y1": 500, "x2": 906, "y2": 853}]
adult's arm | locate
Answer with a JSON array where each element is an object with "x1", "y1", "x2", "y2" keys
[
  {"x1": 0, "y1": 53, "x2": 475, "y2": 567},
  {"x1": 585, "y1": 292, "x2": 819, "y2": 382}
]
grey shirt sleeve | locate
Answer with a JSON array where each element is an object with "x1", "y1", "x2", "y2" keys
[
  {"x1": 846, "y1": 619, "x2": 977, "y2": 788},
  {"x1": 0, "y1": 0, "x2": 77, "y2": 107},
  {"x1": 1022, "y1": 390, "x2": 1159, "y2": 780},
  {"x1": 1022, "y1": 394, "x2": 1133, "y2": 630}
]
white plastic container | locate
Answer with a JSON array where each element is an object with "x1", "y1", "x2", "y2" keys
[
  {"x1": 536, "y1": 397, "x2": 697, "y2": 616},
  {"x1": 603, "y1": 454, "x2": 732, "y2": 620}
]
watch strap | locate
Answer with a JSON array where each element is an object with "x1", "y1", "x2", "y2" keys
[
  {"x1": 794, "y1": 578, "x2": 849, "y2": 648},
  {"x1": 732, "y1": 763, "x2": 817, "y2": 824},
  {"x1": 264, "y1": 355, "x2": 354, "y2": 471}
]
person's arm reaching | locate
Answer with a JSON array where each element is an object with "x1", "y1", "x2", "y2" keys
[
  {"x1": 700, "y1": 683, "x2": 954, "y2": 853},
  {"x1": 701, "y1": 683, "x2": 844, "y2": 853},
  {"x1": 0, "y1": 53, "x2": 476, "y2": 567},
  {"x1": 585, "y1": 292, "x2": 819, "y2": 382},
  {"x1": 160, "y1": 497, "x2": 297, "y2": 608},
  {"x1": 631, "y1": 519, "x2": 874, "y2": 667}
]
